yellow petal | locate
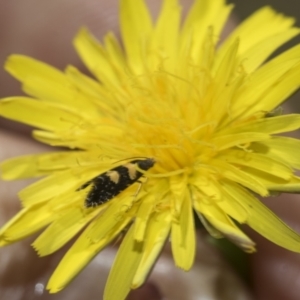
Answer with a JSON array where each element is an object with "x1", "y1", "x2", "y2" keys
[
  {"x1": 211, "y1": 39, "x2": 239, "y2": 102},
  {"x1": 0, "y1": 151, "x2": 109, "y2": 180},
  {"x1": 32, "y1": 125, "x2": 125, "y2": 152},
  {"x1": 47, "y1": 213, "x2": 130, "y2": 293},
  {"x1": 0, "y1": 201, "x2": 55, "y2": 246},
  {"x1": 132, "y1": 210, "x2": 171, "y2": 288},
  {"x1": 74, "y1": 28, "x2": 122, "y2": 87},
  {"x1": 47, "y1": 195, "x2": 137, "y2": 293},
  {"x1": 222, "y1": 181, "x2": 300, "y2": 252},
  {"x1": 18, "y1": 165, "x2": 111, "y2": 206},
  {"x1": 218, "y1": 149, "x2": 292, "y2": 180},
  {"x1": 229, "y1": 45, "x2": 300, "y2": 121},
  {"x1": 216, "y1": 37, "x2": 239, "y2": 79},
  {"x1": 32, "y1": 206, "x2": 99, "y2": 256},
  {"x1": 19, "y1": 171, "x2": 79, "y2": 206},
  {"x1": 0, "y1": 97, "x2": 83, "y2": 131},
  {"x1": 150, "y1": 0, "x2": 181, "y2": 71},
  {"x1": 244, "y1": 64, "x2": 300, "y2": 117},
  {"x1": 5, "y1": 55, "x2": 100, "y2": 118},
  {"x1": 248, "y1": 63, "x2": 300, "y2": 113},
  {"x1": 239, "y1": 168, "x2": 300, "y2": 193},
  {"x1": 240, "y1": 28, "x2": 299, "y2": 73},
  {"x1": 181, "y1": 0, "x2": 232, "y2": 64},
  {"x1": 120, "y1": 0, "x2": 153, "y2": 73},
  {"x1": 190, "y1": 181, "x2": 248, "y2": 223},
  {"x1": 133, "y1": 194, "x2": 156, "y2": 242},
  {"x1": 33, "y1": 151, "x2": 109, "y2": 172},
  {"x1": 0, "y1": 190, "x2": 86, "y2": 246},
  {"x1": 65, "y1": 64, "x2": 122, "y2": 119},
  {"x1": 65, "y1": 65, "x2": 106, "y2": 98},
  {"x1": 252, "y1": 136, "x2": 300, "y2": 169},
  {"x1": 212, "y1": 159, "x2": 269, "y2": 196},
  {"x1": 214, "y1": 72, "x2": 246, "y2": 126},
  {"x1": 1, "y1": 154, "x2": 51, "y2": 180},
  {"x1": 212, "y1": 132, "x2": 270, "y2": 151},
  {"x1": 171, "y1": 190, "x2": 195, "y2": 270},
  {"x1": 189, "y1": 174, "x2": 222, "y2": 201},
  {"x1": 133, "y1": 180, "x2": 169, "y2": 242},
  {"x1": 5, "y1": 54, "x2": 67, "y2": 86},
  {"x1": 169, "y1": 174, "x2": 188, "y2": 216},
  {"x1": 194, "y1": 210, "x2": 223, "y2": 238},
  {"x1": 104, "y1": 225, "x2": 143, "y2": 300},
  {"x1": 217, "y1": 6, "x2": 297, "y2": 71},
  {"x1": 194, "y1": 197, "x2": 255, "y2": 252},
  {"x1": 219, "y1": 114, "x2": 300, "y2": 136},
  {"x1": 84, "y1": 189, "x2": 139, "y2": 242},
  {"x1": 103, "y1": 32, "x2": 128, "y2": 75}
]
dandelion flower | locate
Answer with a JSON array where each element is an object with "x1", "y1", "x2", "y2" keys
[{"x1": 1, "y1": 0, "x2": 300, "y2": 299}]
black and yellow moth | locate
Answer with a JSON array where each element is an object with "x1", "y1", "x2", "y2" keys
[{"x1": 78, "y1": 158, "x2": 155, "y2": 207}]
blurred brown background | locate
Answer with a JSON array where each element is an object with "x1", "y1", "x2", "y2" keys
[{"x1": 234, "y1": 0, "x2": 299, "y2": 22}]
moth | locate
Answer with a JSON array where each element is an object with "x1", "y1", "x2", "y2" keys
[{"x1": 78, "y1": 158, "x2": 155, "y2": 207}]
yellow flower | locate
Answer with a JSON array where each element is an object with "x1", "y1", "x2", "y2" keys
[{"x1": 1, "y1": 0, "x2": 300, "y2": 299}]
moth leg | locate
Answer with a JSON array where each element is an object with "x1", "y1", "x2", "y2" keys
[
  {"x1": 134, "y1": 182, "x2": 142, "y2": 197},
  {"x1": 132, "y1": 177, "x2": 147, "y2": 202}
]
